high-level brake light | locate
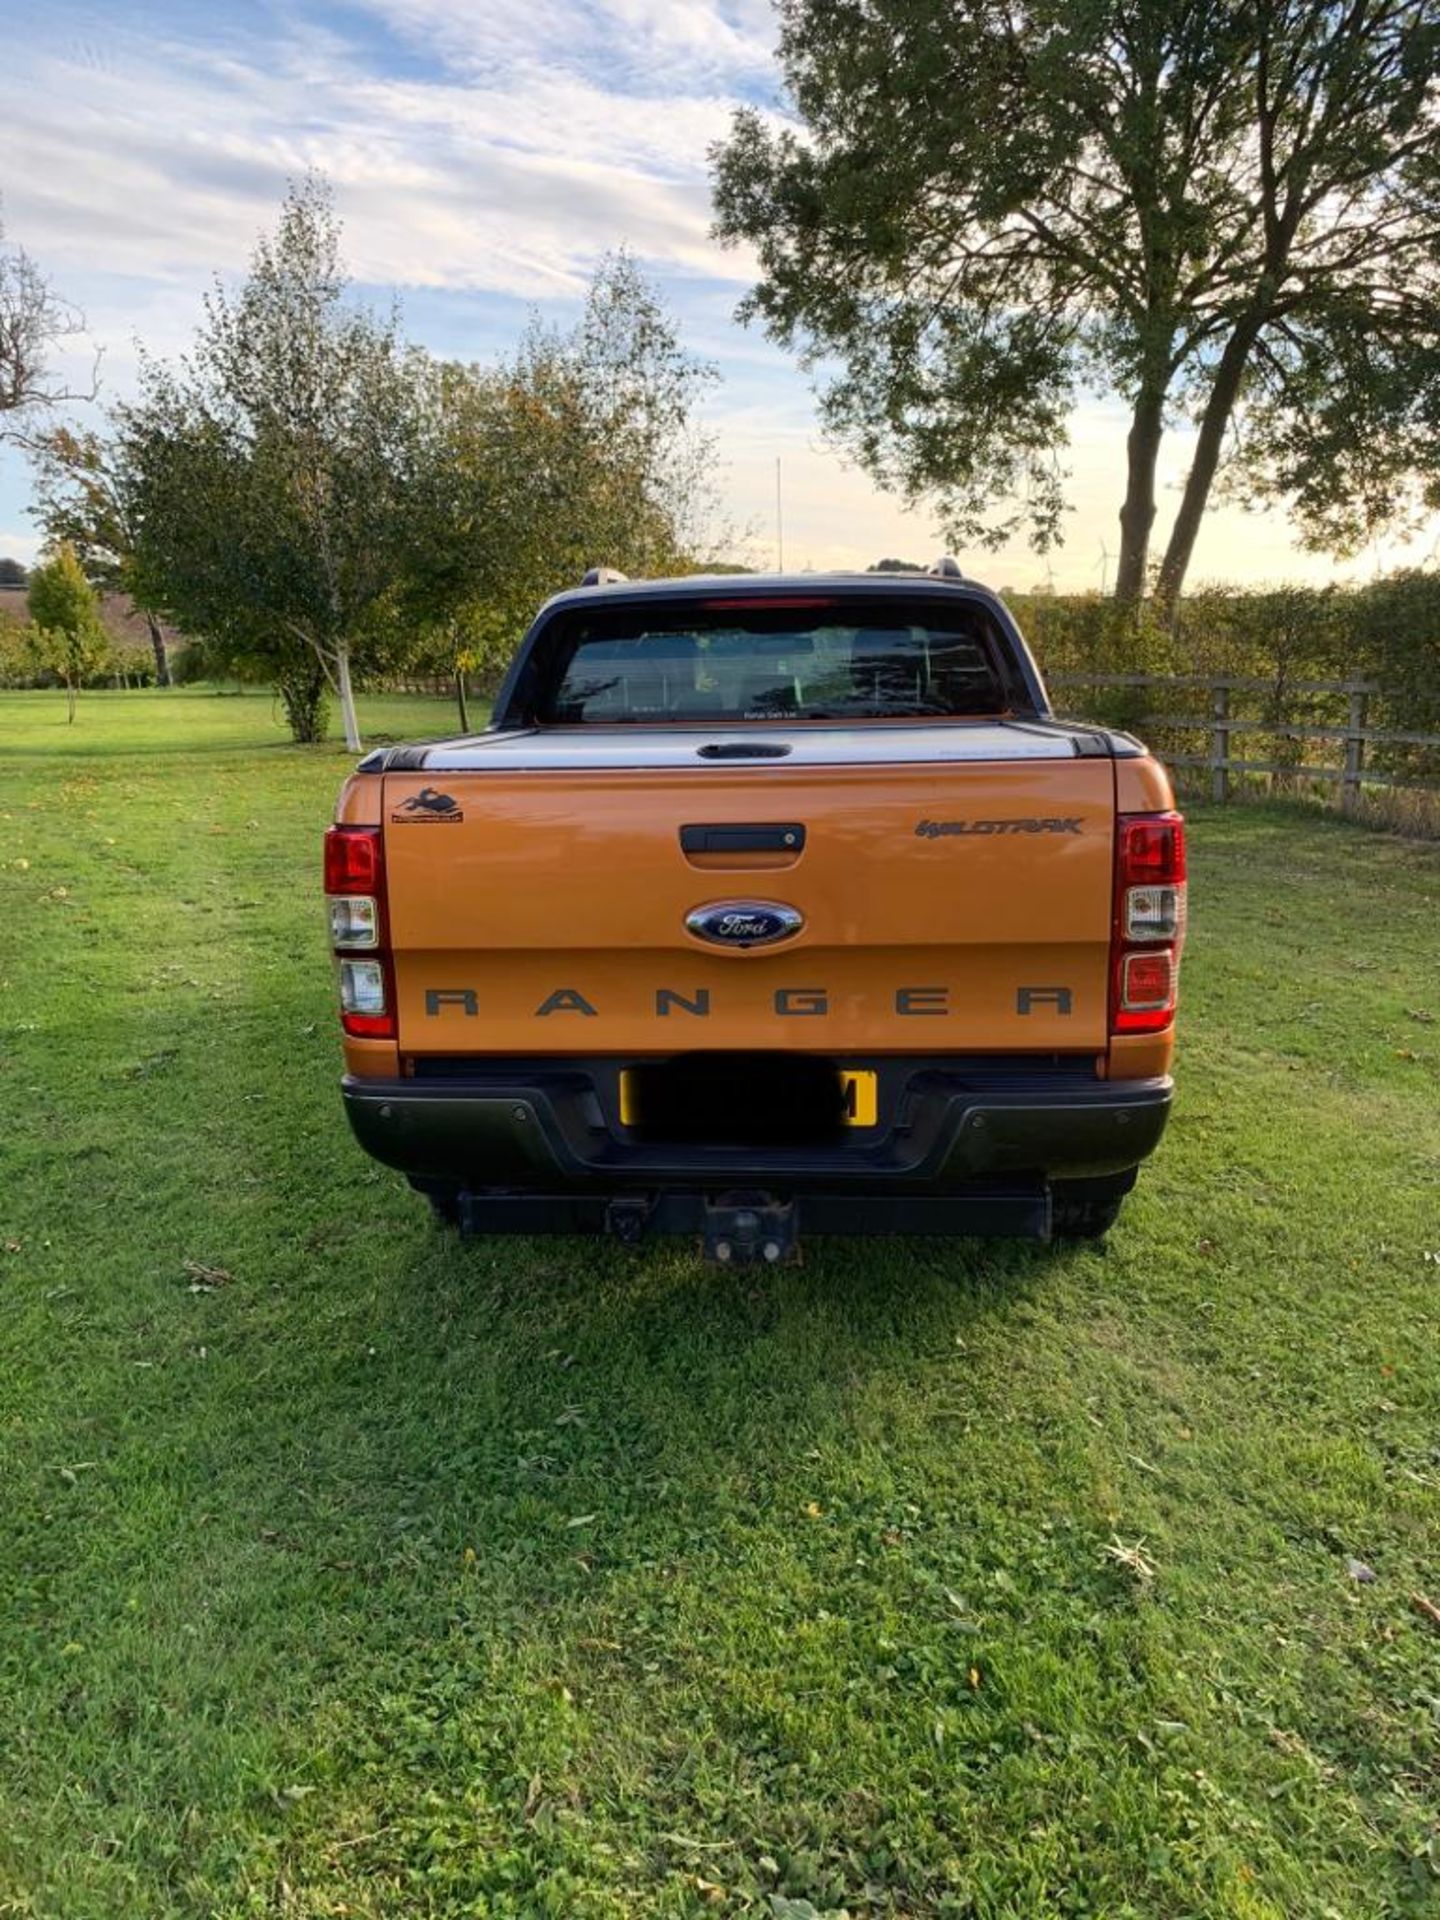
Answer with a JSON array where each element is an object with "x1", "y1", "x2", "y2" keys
[
  {"x1": 1111, "y1": 811, "x2": 1186, "y2": 1035},
  {"x1": 323, "y1": 825, "x2": 394, "y2": 1039}
]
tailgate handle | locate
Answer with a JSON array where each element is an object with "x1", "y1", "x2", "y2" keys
[
  {"x1": 680, "y1": 823, "x2": 806, "y2": 855},
  {"x1": 696, "y1": 740, "x2": 791, "y2": 759}
]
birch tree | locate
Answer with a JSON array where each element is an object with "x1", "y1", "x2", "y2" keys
[{"x1": 121, "y1": 178, "x2": 426, "y2": 747}]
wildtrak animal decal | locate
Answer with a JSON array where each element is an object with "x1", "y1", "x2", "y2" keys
[{"x1": 391, "y1": 788, "x2": 463, "y2": 823}]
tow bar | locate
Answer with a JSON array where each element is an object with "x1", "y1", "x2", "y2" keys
[
  {"x1": 700, "y1": 1192, "x2": 798, "y2": 1266},
  {"x1": 602, "y1": 1191, "x2": 801, "y2": 1264}
]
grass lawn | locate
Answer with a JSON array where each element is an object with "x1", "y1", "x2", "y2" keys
[{"x1": 2, "y1": 686, "x2": 1438, "y2": 1919}]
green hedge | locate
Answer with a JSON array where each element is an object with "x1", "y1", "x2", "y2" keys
[{"x1": 1010, "y1": 572, "x2": 1440, "y2": 784}]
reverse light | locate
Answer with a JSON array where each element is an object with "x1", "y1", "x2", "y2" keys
[
  {"x1": 1111, "y1": 810, "x2": 1186, "y2": 1035},
  {"x1": 337, "y1": 958, "x2": 393, "y2": 1038},
  {"x1": 339, "y1": 958, "x2": 387, "y2": 1015},
  {"x1": 328, "y1": 896, "x2": 379, "y2": 949},
  {"x1": 1124, "y1": 883, "x2": 1185, "y2": 942}
]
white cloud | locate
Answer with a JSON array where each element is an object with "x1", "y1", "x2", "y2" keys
[
  {"x1": 0, "y1": 528, "x2": 42, "y2": 566},
  {"x1": 0, "y1": 33, "x2": 744, "y2": 302},
  {"x1": 351, "y1": 0, "x2": 777, "y2": 96},
  {"x1": 1, "y1": 0, "x2": 1434, "y2": 589}
]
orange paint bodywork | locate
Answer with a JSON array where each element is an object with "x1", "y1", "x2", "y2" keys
[
  {"x1": 379, "y1": 760, "x2": 1119, "y2": 1057},
  {"x1": 331, "y1": 747, "x2": 1181, "y2": 1081}
]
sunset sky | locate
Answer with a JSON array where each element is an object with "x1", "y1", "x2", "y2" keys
[{"x1": 3, "y1": 0, "x2": 1437, "y2": 589}]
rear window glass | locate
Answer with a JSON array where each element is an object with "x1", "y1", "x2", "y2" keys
[{"x1": 534, "y1": 598, "x2": 1010, "y2": 724}]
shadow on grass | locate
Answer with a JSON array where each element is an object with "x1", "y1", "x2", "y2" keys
[{"x1": 5, "y1": 974, "x2": 1187, "y2": 1915}]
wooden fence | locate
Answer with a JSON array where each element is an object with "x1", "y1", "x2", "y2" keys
[{"x1": 1049, "y1": 672, "x2": 1440, "y2": 810}]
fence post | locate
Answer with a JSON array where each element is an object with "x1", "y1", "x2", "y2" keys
[
  {"x1": 1210, "y1": 680, "x2": 1231, "y2": 805},
  {"x1": 1342, "y1": 687, "x2": 1367, "y2": 814}
]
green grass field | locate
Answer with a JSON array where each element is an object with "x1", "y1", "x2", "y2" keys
[{"x1": 2, "y1": 687, "x2": 1438, "y2": 1919}]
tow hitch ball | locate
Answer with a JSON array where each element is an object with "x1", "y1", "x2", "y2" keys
[
  {"x1": 702, "y1": 1194, "x2": 798, "y2": 1267},
  {"x1": 602, "y1": 1193, "x2": 800, "y2": 1264}
]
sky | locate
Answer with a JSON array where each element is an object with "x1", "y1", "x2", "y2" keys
[{"x1": 1, "y1": 0, "x2": 1437, "y2": 590}]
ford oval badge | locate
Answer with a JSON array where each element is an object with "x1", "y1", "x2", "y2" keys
[{"x1": 686, "y1": 901, "x2": 803, "y2": 949}]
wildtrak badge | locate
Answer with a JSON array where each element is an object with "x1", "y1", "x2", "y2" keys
[{"x1": 915, "y1": 817, "x2": 1082, "y2": 838}]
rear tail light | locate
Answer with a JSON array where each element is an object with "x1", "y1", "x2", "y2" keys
[
  {"x1": 324, "y1": 826, "x2": 394, "y2": 1039},
  {"x1": 324, "y1": 825, "x2": 380, "y2": 893},
  {"x1": 1111, "y1": 811, "x2": 1186, "y2": 1035},
  {"x1": 1119, "y1": 948, "x2": 1176, "y2": 1013}
]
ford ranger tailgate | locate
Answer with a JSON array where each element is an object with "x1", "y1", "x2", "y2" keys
[{"x1": 381, "y1": 725, "x2": 1115, "y2": 1055}]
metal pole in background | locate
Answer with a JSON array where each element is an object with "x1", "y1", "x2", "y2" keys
[{"x1": 776, "y1": 456, "x2": 784, "y2": 572}]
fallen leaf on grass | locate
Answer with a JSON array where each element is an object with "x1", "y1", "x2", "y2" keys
[
  {"x1": 1411, "y1": 1592, "x2": 1440, "y2": 1632},
  {"x1": 51, "y1": 1462, "x2": 98, "y2": 1486},
  {"x1": 4, "y1": 1239, "x2": 22, "y2": 1254},
  {"x1": 566, "y1": 1513, "x2": 598, "y2": 1528},
  {"x1": 183, "y1": 1260, "x2": 232, "y2": 1291},
  {"x1": 1103, "y1": 1535, "x2": 1157, "y2": 1582},
  {"x1": 1405, "y1": 1008, "x2": 1435, "y2": 1024}
]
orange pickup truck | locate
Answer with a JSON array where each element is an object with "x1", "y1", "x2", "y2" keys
[{"x1": 325, "y1": 564, "x2": 1184, "y2": 1260}]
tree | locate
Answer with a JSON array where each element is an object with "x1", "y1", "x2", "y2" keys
[
  {"x1": 711, "y1": 0, "x2": 1440, "y2": 611},
  {"x1": 120, "y1": 177, "x2": 430, "y2": 748},
  {"x1": 29, "y1": 426, "x2": 172, "y2": 685},
  {"x1": 0, "y1": 556, "x2": 26, "y2": 585},
  {"x1": 26, "y1": 541, "x2": 109, "y2": 720},
  {"x1": 402, "y1": 252, "x2": 720, "y2": 695},
  {"x1": 0, "y1": 216, "x2": 93, "y2": 435}
]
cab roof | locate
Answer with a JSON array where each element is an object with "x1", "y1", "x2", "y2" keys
[{"x1": 537, "y1": 569, "x2": 1007, "y2": 618}]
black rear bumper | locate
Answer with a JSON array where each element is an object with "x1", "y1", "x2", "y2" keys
[{"x1": 341, "y1": 1059, "x2": 1172, "y2": 1200}]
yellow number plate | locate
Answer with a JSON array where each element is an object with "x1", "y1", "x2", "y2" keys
[
  {"x1": 839, "y1": 1069, "x2": 878, "y2": 1126},
  {"x1": 619, "y1": 1068, "x2": 877, "y2": 1127}
]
